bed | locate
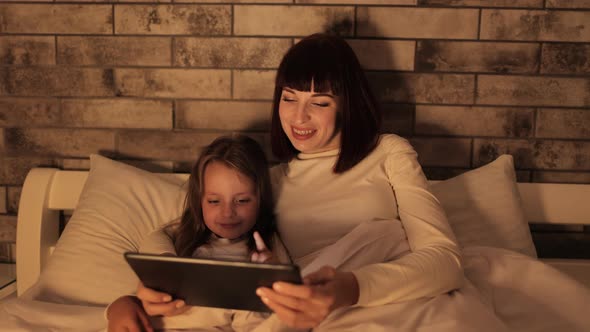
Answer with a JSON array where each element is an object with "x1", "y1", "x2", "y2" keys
[{"x1": 2, "y1": 153, "x2": 590, "y2": 331}]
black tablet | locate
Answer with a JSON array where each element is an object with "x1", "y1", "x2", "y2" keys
[{"x1": 124, "y1": 252, "x2": 302, "y2": 312}]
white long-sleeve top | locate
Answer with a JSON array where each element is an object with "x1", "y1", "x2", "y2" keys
[
  {"x1": 139, "y1": 227, "x2": 291, "y2": 263},
  {"x1": 134, "y1": 228, "x2": 292, "y2": 331},
  {"x1": 271, "y1": 134, "x2": 464, "y2": 306}
]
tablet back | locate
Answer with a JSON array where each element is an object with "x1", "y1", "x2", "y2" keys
[{"x1": 125, "y1": 252, "x2": 301, "y2": 312}]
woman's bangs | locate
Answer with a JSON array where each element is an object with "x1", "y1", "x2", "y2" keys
[
  {"x1": 278, "y1": 51, "x2": 343, "y2": 95},
  {"x1": 312, "y1": 71, "x2": 343, "y2": 96},
  {"x1": 279, "y1": 66, "x2": 313, "y2": 92}
]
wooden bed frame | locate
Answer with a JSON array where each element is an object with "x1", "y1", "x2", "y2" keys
[{"x1": 15, "y1": 168, "x2": 590, "y2": 296}]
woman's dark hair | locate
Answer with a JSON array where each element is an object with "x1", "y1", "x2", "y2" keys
[
  {"x1": 270, "y1": 33, "x2": 382, "y2": 173},
  {"x1": 169, "y1": 134, "x2": 276, "y2": 257}
]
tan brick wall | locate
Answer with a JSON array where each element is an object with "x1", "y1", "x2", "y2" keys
[
  {"x1": 6, "y1": 187, "x2": 20, "y2": 215},
  {"x1": 114, "y1": 5, "x2": 231, "y2": 35},
  {"x1": 57, "y1": 37, "x2": 171, "y2": 66},
  {"x1": 174, "y1": 37, "x2": 291, "y2": 68},
  {"x1": 0, "y1": 216, "x2": 16, "y2": 242},
  {"x1": 176, "y1": 101, "x2": 272, "y2": 130},
  {"x1": 0, "y1": 187, "x2": 6, "y2": 214},
  {"x1": 546, "y1": 0, "x2": 590, "y2": 9},
  {"x1": 1, "y1": 1, "x2": 589, "y2": 258},
  {"x1": 234, "y1": 6, "x2": 354, "y2": 36},
  {"x1": 481, "y1": 10, "x2": 590, "y2": 42},
  {"x1": 0, "y1": 36, "x2": 55, "y2": 65}
]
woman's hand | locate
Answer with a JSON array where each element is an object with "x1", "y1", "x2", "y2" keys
[
  {"x1": 106, "y1": 295, "x2": 153, "y2": 332},
  {"x1": 256, "y1": 266, "x2": 359, "y2": 329},
  {"x1": 136, "y1": 281, "x2": 190, "y2": 317},
  {"x1": 251, "y1": 231, "x2": 276, "y2": 263}
]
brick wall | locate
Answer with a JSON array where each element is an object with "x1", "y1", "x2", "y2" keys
[{"x1": 1, "y1": 0, "x2": 589, "y2": 261}]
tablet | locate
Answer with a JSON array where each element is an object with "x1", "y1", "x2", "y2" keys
[{"x1": 124, "y1": 252, "x2": 302, "y2": 312}]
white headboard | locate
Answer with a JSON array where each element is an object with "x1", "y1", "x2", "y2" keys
[{"x1": 16, "y1": 168, "x2": 590, "y2": 296}]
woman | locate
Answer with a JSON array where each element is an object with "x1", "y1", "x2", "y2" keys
[
  {"x1": 254, "y1": 33, "x2": 464, "y2": 329},
  {"x1": 114, "y1": 33, "x2": 465, "y2": 331}
]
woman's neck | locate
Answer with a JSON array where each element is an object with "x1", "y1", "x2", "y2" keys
[{"x1": 297, "y1": 147, "x2": 340, "y2": 160}]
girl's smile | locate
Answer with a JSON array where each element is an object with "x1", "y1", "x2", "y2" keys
[{"x1": 201, "y1": 161, "x2": 259, "y2": 240}]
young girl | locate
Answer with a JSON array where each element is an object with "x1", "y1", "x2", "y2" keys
[{"x1": 106, "y1": 134, "x2": 291, "y2": 332}]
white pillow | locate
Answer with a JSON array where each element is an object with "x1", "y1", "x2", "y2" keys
[
  {"x1": 30, "y1": 154, "x2": 186, "y2": 305},
  {"x1": 429, "y1": 155, "x2": 537, "y2": 257}
]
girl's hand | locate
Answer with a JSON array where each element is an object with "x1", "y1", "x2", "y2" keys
[
  {"x1": 106, "y1": 295, "x2": 153, "y2": 332},
  {"x1": 250, "y1": 231, "x2": 276, "y2": 263},
  {"x1": 256, "y1": 266, "x2": 359, "y2": 329},
  {"x1": 136, "y1": 281, "x2": 190, "y2": 317}
]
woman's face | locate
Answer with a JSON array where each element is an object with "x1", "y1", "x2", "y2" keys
[
  {"x1": 278, "y1": 85, "x2": 341, "y2": 154},
  {"x1": 201, "y1": 161, "x2": 259, "y2": 240}
]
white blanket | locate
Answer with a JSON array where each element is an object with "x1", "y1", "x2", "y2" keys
[{"x1": 1, "y1": 247, "x2": 589, "y2": 332}]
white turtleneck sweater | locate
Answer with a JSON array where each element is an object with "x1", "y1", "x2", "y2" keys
[{"x1": 271, "y1": 134, "x2": 464, "y2": 306}]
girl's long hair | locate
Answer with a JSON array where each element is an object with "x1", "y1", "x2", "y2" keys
[{"x1": 168, "y1": 135, "x2": 276, "y2": 257}]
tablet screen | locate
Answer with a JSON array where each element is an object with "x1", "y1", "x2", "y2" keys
[{"x1": 124, "y1": 252, "x2": 302, "y2": 312}]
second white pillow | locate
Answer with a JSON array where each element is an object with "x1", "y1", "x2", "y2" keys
[{"x1": 430, "y1": 155, "x2": 537, "y2": 257}]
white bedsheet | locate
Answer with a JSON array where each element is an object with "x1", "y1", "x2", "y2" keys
[
  {"x1": 1, "y1": 247, "x2": 589, "y2": 332},
  {"x1": 0, "y1": 299, "x2": 105, "y2": 332}
]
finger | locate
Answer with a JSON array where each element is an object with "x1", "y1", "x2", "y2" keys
[
  {"x1": 163, "y1": 303, "x2": 191, "y2": 317},
  {"x1": 272, "y1": 282, "x2": 335, "y2": 315},
  {"x1": 251, "y1": 252, "x2": 259, "y2": 262},
  {"x1": 137, "y1": 283, "x2": 172, "y2": 303},
  {"x1": 303, "y1": 266, "x2": 336, "y2": 285},
  {"x1": 272, "y1": 282, "x2": 314, "y2": 300},
  {"x1": 258, "y1": 252, "x2": 272, "y2": 263},
  {"x1": 261, "y1": 297, "x2": 320, "y2": 329},
  {"x1": 143, "y1": 299, "x2": 184, "y2": 316},
  {"x1": 258, "y1": 286, "x2": 308, "y2": 311},
  {"x1": 259, "y1": 287, "x2": 331, "y2": 326},
  {"x1": 253, "y1": 231, "x2": 268, "y2": 252}
]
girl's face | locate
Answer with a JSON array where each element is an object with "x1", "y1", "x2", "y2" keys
[
  {"x1": 279, "y1": 84, "x2": 341, "y2": 154},
  {"x1": 201, "y1": 161, "x2": 259, "y2": 240}
]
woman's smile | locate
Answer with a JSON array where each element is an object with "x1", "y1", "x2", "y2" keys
[
  {"x1": 291, "y1": 126, "x2": 316, "y2": 140},
  {"x1": 279, "y1": 85, "x2": 341, "y2": 154}
]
